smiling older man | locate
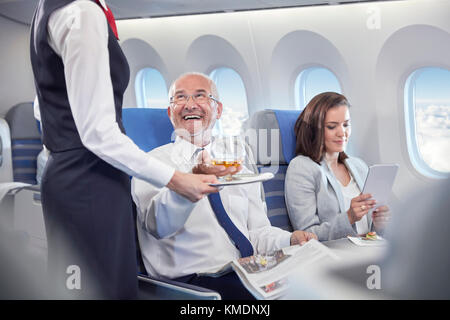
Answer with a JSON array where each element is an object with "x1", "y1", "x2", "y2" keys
[{"x1": 131, "y1": 72, "x2": 317, "y2": 300}]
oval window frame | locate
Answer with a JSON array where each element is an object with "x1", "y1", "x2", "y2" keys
[
  {"x1": 294, "y1": 67, "x2": 342, "y2": 109},
  {"x1": 404, "y1": 67, "x2": 450, "y2": 179},
  {"x1": 135, "y1": 68, "x2": 168, "y2": 109}
]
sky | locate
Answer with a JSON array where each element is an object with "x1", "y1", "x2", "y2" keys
[
  {"x1": 296, "y1": 67, "x2": 342, "y2": 108},
  {"x1": 414, "y1": 67, "x2": 450, "y2": 173},
  {"x1": 211, "y1": 67, "x2": 249, "y2": 116},
  {"x1": 140, "y1": 68, "x2": 169, "y2": 108},
  {"x1": 210, "y1": 68, "x2": 249, "y2": 136}
]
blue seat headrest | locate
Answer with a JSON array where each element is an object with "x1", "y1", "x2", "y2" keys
[
  {"x1": 122, "y1": 108, "x2": 174, "y2": 152},
  {"x1": 270, "y1": 109, "x2": 302, "y2": 164}
]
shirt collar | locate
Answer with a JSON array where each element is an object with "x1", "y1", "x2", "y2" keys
[
  {"x1": 173, "y1": 136, "x2": 211, "y2": 168},
  {"x1": 98, "y1": 0, "x2": 108, "y2": 11}
]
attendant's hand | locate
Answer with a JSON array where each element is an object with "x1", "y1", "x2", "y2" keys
[
  {"x1": 347, "y1": 193, "x2": 377, "y2": 225},
  {"x1": 192, "y1": 150, "x2": 242, "y2": 177},
  {"x1": 372, "y1": 205, "x2": 390, "y2": 232},
  {"x1": 167, "y1": 170, "x2": 219, "y2": 202},
  {"x1": 290, "y1": 231, "x2": 318, "y2": 246}
]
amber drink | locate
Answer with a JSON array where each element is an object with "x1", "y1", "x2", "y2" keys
[{"x1": 210, "y1": 136, "x2": 246, "y2": 181}]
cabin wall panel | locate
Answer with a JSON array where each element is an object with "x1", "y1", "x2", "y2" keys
[
  {"x1": 375, "y1": 24, "x2": 450, "y2": 214},
  {"x1": 0, "y1": 0, "x2": 448, "y2": 220},
  {"x1": 116, "y1": 0, "x2": 450, "y2": 220},
  {"x1": 0, "y1": 16, "x2": 35, "y2": 117},
  {"x1": 118, "y1": 13, "x2": 264, "y2": 110}
]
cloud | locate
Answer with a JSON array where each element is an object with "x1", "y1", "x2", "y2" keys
[
  {"x1": 415, "y1": 104, "x2": 450, "y2": 172},
  {"x1": 220, "y1": 109, "x2": 248, "y2": 136}
]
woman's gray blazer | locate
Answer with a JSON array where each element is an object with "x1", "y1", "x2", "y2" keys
[{"x1": 285, "y1": 155, "x2": 371, "y2": 241}]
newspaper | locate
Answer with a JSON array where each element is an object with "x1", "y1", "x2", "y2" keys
[{"x1": 231, "y1": 239, "x2": 340, "y2": 300}]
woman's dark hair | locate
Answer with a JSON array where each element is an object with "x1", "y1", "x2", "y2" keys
[{"x1": 294, "y1": 92, "x2": 350, "y2": 164}]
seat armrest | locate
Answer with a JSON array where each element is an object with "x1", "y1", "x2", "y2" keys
[
  {"x1": 22, "y1": 185, "x2": 41, "y2": 192},
  {"x1": 137, "y1": 274, "x2": 221, "y2": 300},
  {"x1": 13, "y1": 186, "x2": 46, "y2": 246}
]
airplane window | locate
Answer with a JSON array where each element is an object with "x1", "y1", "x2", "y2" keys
[
  {"x1": 405, "y1": 67, "x2": 450, "y2": 176},
  {"x1": 135, "y1": 68, "x2": 168, "y2": 108},
  {"x1": 210, "y1": 68, "x2": 249, "y2": 136},
  {"x1": 295, "y1": 67, "x2": 342, "y2": 109}
]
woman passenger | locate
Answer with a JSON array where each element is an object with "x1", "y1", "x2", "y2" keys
[{"x1": 285, "y1": 92, "x2": 390, "y2": 241}]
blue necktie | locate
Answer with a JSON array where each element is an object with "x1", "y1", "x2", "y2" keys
[{"x1": 208, "y1": 193, "x2": 254, "y2": 258}]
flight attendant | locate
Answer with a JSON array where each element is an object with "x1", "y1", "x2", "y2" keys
[{"x1": 30, "y1": 0, "x2": 218, "y2": 299}]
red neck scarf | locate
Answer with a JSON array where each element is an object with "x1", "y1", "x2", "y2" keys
[{"x1": 95, "y1": 0, "x2": 119, "y2": 40}]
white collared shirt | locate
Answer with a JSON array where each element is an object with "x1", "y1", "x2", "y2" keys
[
  {"x1": 131, "y1": 137, "x2": 292, "y2": 279},
  {"x1": 41, "y1": 0, "x2": 174, "y2": 187}
]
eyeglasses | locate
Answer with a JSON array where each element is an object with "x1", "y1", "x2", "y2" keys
[{"x1": 170, "y1": 93, "x2": 219, "y2": 106}]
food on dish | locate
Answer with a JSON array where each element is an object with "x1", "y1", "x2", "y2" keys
[{"x1": 363, "y1": 231, "x2": 378, "y2": 240}]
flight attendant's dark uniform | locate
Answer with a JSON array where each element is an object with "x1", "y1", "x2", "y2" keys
[{"x1": 30, "y1": 0, "x2": 137, "y2": 299}]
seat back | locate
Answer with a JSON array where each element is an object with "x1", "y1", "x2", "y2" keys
[
  {"x1": 245, "y1": 109, "x2": 302, "y2": 232},
  {"x1": 0, "y1": 118, "x2": 13, "y2": 183},
  {"x1": 122, "y1": 108, "x2": 174, "y2": 152},
  {"x1": 4, "y1": 103, "x2": 43, "y2": 185},
  {"x1": 122, "y1": 107, "x2": 174, "y2": 275},
  {"x1": 122, "y1": 108, "x2": 221, "y2": 299}
]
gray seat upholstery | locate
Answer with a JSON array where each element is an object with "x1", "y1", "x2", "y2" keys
[
  {"x1": 0, "y1": 117, "x2": 13, "y2": 183},
  {"x1": 244, "y1": 109, "x2": 302, "y2": 232}
]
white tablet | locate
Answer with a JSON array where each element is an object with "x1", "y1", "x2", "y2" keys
[{"x1": 362, "y1": 164, "x2": 399, "y2": 213}]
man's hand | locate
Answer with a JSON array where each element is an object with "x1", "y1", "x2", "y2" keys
[
  {"x1": 192, "y1": 150, "x2": 242, "y2": 177},
  {"x1": 166, "y1": 170, "x2": 219, "y2": 202},
  {"x1": 290, "y1": 231, "x2": 318, "y2": 246}
]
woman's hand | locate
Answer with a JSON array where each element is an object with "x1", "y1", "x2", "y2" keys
[
  {"x1": 372, "y1": 205, "x2": 390, "y2": 232},
  {"x1": 347, "y1": 193, "x2": 376, "y2": 225}
]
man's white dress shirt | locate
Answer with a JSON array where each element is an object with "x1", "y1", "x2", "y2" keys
[
  {"x1": 132, "y1": 137, "x2": 292, "y2": 279},
  {"x1": 42, "y1": 0, "x2": 174, "y2": 187}
]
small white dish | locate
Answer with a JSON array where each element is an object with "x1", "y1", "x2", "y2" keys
[{"x1": 209, "y1": 172, "x2": 274, "y2": 187}]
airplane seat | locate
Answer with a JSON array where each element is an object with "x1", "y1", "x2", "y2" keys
[
  {"x1": 122, "y1": 107, "x2": 221, "y2": 300},
  {"x1": 4, "y1": 102, "x2": 42, "y2": 185},
  {"x1": 245, "y1": 109, "x2": 302, "y2": 232},
  {"x1": 0, "y1": 117, "x2": 13, "y2": 183},
  {"x1": 0, "y1": 103, "x2": 45, "y2": 250},
  {"x1": 122, "y1": 108, "x2": 174, "y2": 153}
]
